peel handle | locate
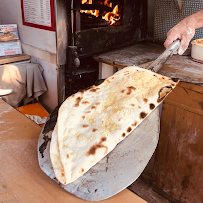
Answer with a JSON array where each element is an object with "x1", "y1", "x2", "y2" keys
[{"x1": 148, "y1": 40, "x2": 181, "y2": 73}]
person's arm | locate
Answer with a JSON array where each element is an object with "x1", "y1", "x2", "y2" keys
[{"x1": 164, "y1": 9, "x2": 203, "y2": 55}]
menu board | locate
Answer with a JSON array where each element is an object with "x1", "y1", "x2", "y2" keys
[{"x1": 21, "y1": 0, "x2": 55, "y2": 31}]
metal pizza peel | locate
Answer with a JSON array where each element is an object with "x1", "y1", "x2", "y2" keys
[{"x1": 37, "y1": 40, "x2": 180, "y2": 201}]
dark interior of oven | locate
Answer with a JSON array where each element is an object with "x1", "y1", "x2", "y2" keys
[{"x1": 65, "y1": 0, "x2": 147, "y2": 97}]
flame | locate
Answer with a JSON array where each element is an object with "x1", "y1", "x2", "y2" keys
[
  {"x1": 82, "y1": 0, "x2": 88, "y2": 3},
  {"x1": 103, "y1": 0, "x2": 112, "y2": 8},
  {"x1": 80, "y1": 0, "x2": 100, "y2": 17},
  {"x1": 80, "y1": 0, "x2": 120, "y2": 25},
  {"x1": 102, "y1": 5, "x2": 120, "y2": 25}
]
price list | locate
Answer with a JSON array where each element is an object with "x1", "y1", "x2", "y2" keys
[{"x1": 23, "y1": 0, "x2": 52, "y2": 27}]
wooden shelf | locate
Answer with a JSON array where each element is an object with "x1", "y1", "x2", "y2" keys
[{"x1": 0, "y1": 54, "x2": 31, "y2": 65}]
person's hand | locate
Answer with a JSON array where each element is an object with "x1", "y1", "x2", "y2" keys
[
  {"x1": 164, "y1": 19, "x2": 195, "y2": 55},
  {"x1": 164, "y1": 10, "x2": 203, "y2": 55}
]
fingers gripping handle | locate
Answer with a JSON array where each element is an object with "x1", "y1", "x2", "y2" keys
[{"x1": 148, "y1": 40, "x2": 181, "y2": 73}]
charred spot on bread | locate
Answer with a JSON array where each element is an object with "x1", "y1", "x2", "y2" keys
[
  {"x1": 82, "y1": 101, "x2": 89, "y2": 105},
  {"x1": 140, "y1": 112, "x2": 147, "y2": 119},
  {"x1": 79, "y1": 89, "x2": 85, "y2": 93},
  {"x1": 86, "y1": 137, "x2": 108, "y2": 156},
  {"x1": 132, "y1": 121, "x2": 137, "y2": 127},
  {"x1": 82, "y1": 116, "x2": 85, "y2": 119},
  {"x1": 90, "y1": 88, "x2": 99, "y2": 92},
  {"x1": 127, "y1": 127, "x2": 132, "y2": 132},
  {"x1": 92, "y1": 128, "x2": 98, "y2": 132},
  {"x1": 91, "y1": 106, "x2": 96, "y2": 109},
  {"x1": 131, "y1": 104, "x2": 135, "y2": 107},
  {"x1": 150, "y1": 103, "x2": 155, "y2": 110},
  {"x1": 85, "y1": 111, "x2": 91, "y2": 114},
  {"x1": 143, "y1": 98, "x2": 148, "y2": 103},
  {"x1": 122, "y1": 133, "x2": 126, "y2": 137},
  {"x1": 121, "y1": 90, "x2": 125, "y2": 93},
  {"x1": 126, "y1": 86, "x2": 136, "y2": 95},
  {"x1": 74, "y1": 97, "x2": 83, "y2": 107},
  {"x1": 81, "y1": 168, "x2": 84, "y2": 172},
  {"x1": 67, "y1": 154, "x2": 69, "y2": 159},
  {"x1": 171, "y1": 78, "x2": 179, "y2": 82},
  {"x1": 101, "y1": 137, "x2": 107, "y2": 142},
  {"x1": 61, "y1": 172, "x2": 65, "y2": 177},
  {"x1": 83, "y1": 125, "x2": 89, "y2": 128}
]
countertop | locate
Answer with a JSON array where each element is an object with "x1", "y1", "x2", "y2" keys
[{"x1": 0, "y1": 99, "x2": 146, "y2": 203}]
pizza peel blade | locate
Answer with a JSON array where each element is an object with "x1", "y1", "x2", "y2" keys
[{"x1": 37, "y1": 40, "x2": 180, "y2": 201}]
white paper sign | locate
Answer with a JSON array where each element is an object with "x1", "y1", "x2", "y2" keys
[{"x1": 23, "y1": 0, "x2": 52, "y2": 27}]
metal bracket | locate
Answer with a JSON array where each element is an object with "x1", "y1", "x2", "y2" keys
[{"x1": 67, "y1": 46, "x2": 80, "y2": 76}]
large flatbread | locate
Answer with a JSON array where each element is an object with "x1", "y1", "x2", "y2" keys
[{"x1": 50, "y1": 66, "x2": 179, "y2": 185}]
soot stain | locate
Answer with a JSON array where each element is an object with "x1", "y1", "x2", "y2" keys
[{"x1": 39, "y1": 135, "x2": 51, "y2": 158}]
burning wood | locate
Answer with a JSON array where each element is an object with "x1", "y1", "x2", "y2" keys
[{"x1": 80, "y1": 0, "x2": 121, "y2": 26}]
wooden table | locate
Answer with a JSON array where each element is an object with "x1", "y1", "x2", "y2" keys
[{"x1": 0, "y1": 99, "x2": 146, "y2": 203}]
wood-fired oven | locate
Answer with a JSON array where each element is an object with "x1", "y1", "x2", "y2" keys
[{"x1": 55, "y1": 0, "x2": 147, "y2": 103}]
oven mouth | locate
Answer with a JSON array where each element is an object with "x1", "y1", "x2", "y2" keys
[{"x1": 80, "y1": 0, "x2": 124, "y2": 29}]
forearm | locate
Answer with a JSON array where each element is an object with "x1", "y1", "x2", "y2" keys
[{"x1": 191, "y1": 9, "x2": 203, "y2": 29}]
